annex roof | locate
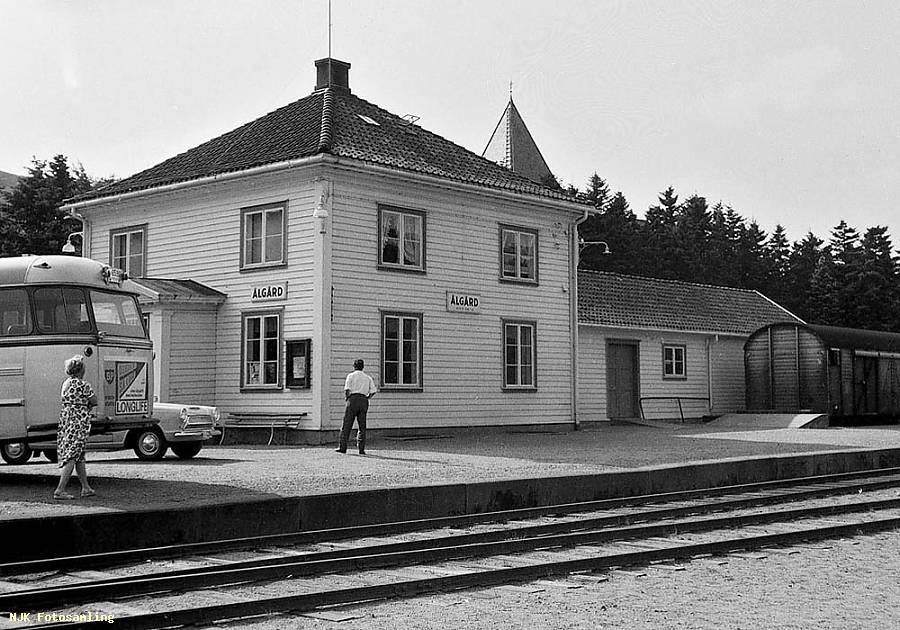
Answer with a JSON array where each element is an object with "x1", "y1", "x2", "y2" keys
[
  {"x1": 131, "y1": 278, "x2": 226, "y2": 305},
  {"x1": 578, "y1": 270, "x2": 802, "y2": 335},
  {"x1": 72, "y1": 59, "x2": 576, "y2": 205},
  {"x1": 482, "y1": 98, "x2": 553, "y2": 185}
]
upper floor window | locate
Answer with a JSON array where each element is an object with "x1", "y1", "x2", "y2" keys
[
  {"x1": 379, "y1": 205, "x2": 425, "y2": 272},
  {"x1": 110, "y1": 225, "x2": 147, "y2": 277},
  {"x1": 663, "y1": 345, "x2": 686, "y2": 379},
  {"x1": 503, "y1": 320, "x2": 536, "y2": 389},
  {"x1": 241, "y1": 203, "x2": 286, "y2": 270},
  {"x1": 500, "y1": 225, "x2": 538, "y2": 283}
]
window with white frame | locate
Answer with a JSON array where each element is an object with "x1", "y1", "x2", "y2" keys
[
  {"x1": 242, "y1": 311, "x2": 282, "y2": 389},
  {"x1": 382, "y1": 312, "x2": 422, "y2": 389},
  {"x1": 379, "y1": 206, "x2": 424, "y2": 271},
  {"x1": 241, "y1": 203, "x2": 285, "y2": 269},
  {"x1": 663, "y1": 345, "x2": 686, "y2": 378},
  {"x1": 503, "y1": 320, "x2": 536, "y2": 389},
  {"x1": 500, "y1": 225, "x2": 537, "y2": 283},
  {"x1": 110, "y1": 225, "x2": 147, "y2": 277}
]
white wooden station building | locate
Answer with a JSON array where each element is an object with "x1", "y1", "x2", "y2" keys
[
  {"x1": 62, "y1": 58, "x2": 588, "y2": 438},
  {"x1": 62, "y1": 58, "x2": 801, "y2": 437}
]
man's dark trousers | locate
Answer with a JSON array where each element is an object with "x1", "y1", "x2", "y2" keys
[{"x1": 339, "y1": 393, "x2": 368, "y2": 453}]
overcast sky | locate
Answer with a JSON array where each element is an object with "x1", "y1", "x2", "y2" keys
[{"x1": 3, "y1": 1, "x2": 899, "y2": 243}]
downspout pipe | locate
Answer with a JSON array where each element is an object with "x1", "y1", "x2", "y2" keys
[{"x1": 570, "y1": 206, "x2": 592, "y2": 430}]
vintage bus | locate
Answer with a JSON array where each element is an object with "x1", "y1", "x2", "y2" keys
[{"x1": 0, "y1": 255, "x2": 155, "y2": 463}]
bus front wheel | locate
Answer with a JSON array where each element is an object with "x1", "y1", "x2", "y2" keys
[
  {"x1": 133, "y1": 428, "x2": 167, "y2": 461},
  {"x1": 1, "y1": 442, "x2": 34, "y2": 465}
]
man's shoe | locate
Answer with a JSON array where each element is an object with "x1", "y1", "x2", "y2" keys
[
  {"x1": 335, "y1": 448, "x2": 346, "y2": 453},
  {"x1": 358, "y1": 450, "x2": 366, "y2": 455}
]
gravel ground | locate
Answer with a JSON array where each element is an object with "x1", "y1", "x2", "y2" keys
[
  {"x1": 3, "y1": 423, "x2": 900, "y2": 521},
  {"x1": 228, "y1": 530, "x2": 900, "y2": 630}
]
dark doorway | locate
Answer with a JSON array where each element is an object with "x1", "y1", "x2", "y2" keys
[
  {"x1": 607, "y1": 341, "x2": 639, "y2": 419},
  {"x1": 854, "y1": 355, "x2": 878, "y2": 415}
]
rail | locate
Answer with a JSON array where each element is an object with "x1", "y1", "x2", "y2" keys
[
  {"x1": 220, "y1": 412, "x2": 308, "y2": 446},
  {"x1": 639, "y1": 396, "x2": 710, "y2": 423}
]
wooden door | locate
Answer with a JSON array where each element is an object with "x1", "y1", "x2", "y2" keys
[
  {"x1": 854, "y1": 356, "x2": 878, "y2": 415},
  {"x1": 607, "y1": 342, "x2": 639, "y2": 419}
]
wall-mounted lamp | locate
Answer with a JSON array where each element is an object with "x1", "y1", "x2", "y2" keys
[
  {"x1": 578, "y1": 238, "x2": 612, "y2": 255},
  {"x1": 62, "y1": 231, "x2": 83, "y2": 254}
]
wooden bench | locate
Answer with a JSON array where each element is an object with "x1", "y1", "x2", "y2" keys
[{"x1": 220, "y1": 412, "x2": 308, "y2": 446}]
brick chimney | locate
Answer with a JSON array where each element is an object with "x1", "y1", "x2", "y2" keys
[{"x1": 315, "y1": 58, "x2": 351, "y2": 91}]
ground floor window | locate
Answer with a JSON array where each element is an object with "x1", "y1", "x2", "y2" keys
[
  {"x1": 382, "y1": 311, "x2": 422, "y2": 389},
  {"x1": 503, "y1": 320, "x2": 536, "y2": 389},
  {"x1": 663, "y1": 344, "x2": 686, "y2": 378},
  {"x1": 242, "y1": 310, "x2": 282, "y2": 389}
]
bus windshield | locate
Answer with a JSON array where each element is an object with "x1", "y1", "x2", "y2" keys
[{"x1": 90, "y1": 290, "x2": 146, "y2": 338}]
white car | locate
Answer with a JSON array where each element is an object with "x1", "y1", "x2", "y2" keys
[{"x1": 1, "y1": 402, "x2": 221, "y2": 464}]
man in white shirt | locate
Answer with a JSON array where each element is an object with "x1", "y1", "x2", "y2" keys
[{"x1": 337, "y1": 359, "x2": 377, "y2": 454}]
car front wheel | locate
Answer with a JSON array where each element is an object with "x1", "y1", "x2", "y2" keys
[
  {"x1": 171, "y1": 442, "x2": 203, "y2": 459},
  {"x1": 133, "y1": 428, "x2": 167, "y2": 461},
  {"x1": 1, "y1": 442, "x2": 33, "y2": 465}
]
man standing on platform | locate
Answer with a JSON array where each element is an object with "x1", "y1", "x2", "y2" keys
[{"x1": 336, "y1": 359, "x2": 377, "y2": 455}]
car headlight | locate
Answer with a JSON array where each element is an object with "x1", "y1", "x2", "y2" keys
[{"x1": 179, "y1": 407, "x2": 189, "y2": 429}]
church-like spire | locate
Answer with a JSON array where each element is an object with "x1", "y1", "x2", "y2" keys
[{"x1": 482, "y1": 95, "x2": 553, "y2": 185}]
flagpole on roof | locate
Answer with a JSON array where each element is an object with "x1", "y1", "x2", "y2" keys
[{"x1": 328, "y1": 0, "x2": 333, "y2": 86}]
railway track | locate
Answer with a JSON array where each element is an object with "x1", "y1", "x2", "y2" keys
[{"x1": 5, "y1": 468, "x2": 900, "y2": 629}]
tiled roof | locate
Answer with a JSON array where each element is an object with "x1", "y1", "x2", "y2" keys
[
  {"x1": 74, "y1": 87, "x2": 577, "y2": 204},
  {"x1": 578, "y1": 270, "x2": 801, "y2": 335}
]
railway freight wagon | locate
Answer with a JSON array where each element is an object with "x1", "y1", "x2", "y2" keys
[{"x1": 744, "y1": 323, "x2": 900, "y2": 420}]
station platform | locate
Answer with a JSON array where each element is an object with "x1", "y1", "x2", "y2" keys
[{"x1": 3, "y1": 422, "x2": 900, "y2": 561}]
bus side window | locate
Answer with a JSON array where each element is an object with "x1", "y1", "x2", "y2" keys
[{"x1": 0, "y1": 288, "x2": 32, "y2": 336}]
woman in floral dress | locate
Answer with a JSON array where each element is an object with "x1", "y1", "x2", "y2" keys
[{"x1": 54, "y1": 355, "x2": 98, "y2": 500}]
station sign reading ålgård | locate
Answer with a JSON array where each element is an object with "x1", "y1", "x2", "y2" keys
[
  {"x1": 446, "y1": 291, "x2": 480, "y2": 313},
  {"x1": 250, "y1": 282, "x2": 288, "y2": 302}
]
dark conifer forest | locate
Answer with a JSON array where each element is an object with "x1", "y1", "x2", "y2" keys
[{"x1": 568, "y1": 173, "x2": 900, "y2": 332}]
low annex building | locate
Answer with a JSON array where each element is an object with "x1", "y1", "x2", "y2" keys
[
  {"x1": 577, "y1": 270, "x2": 802, "y2": 422},
  {"x1": 62, "y1": 58, "x2": 588, "y2": 438}
]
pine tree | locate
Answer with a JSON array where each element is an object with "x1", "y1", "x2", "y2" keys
[
  {"x1": 785, "y1": 232, "x2": 824, "y2": 320},
  {"x1": 807, "y1": 248, "x2": 842, "y2": 325},
  {"x1": 737, "y1": 221, "x2": 769, "y2": 291},
  {"x1": 827, "y1": 220, "x2": 864, "y2": 327},
  {"x1": 764, "y1": 224, "x2": 791, "y2": 307},
  {"x1": 1, "y1": 156, "x2": 95, "y2": 256},
  {"x1": 584, "y1": 173, "x2": 610, "y2": 211},
  {"x1": 581, "y1": 191, "x2": 642, "y2": 273},
  {"x1": 643, "y1": 187, "x2": 681, "y2": 279},
  {"x1": 674, "y1": 194, "x2": 712, "y2": 282},
  {"x1": 856, "y1": 226, "x2": 900, "y2": 330}
]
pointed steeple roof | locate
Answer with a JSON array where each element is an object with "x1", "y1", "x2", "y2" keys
[{"x1": 482, "y1": 97, "x2": 553, "y2": 185}]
